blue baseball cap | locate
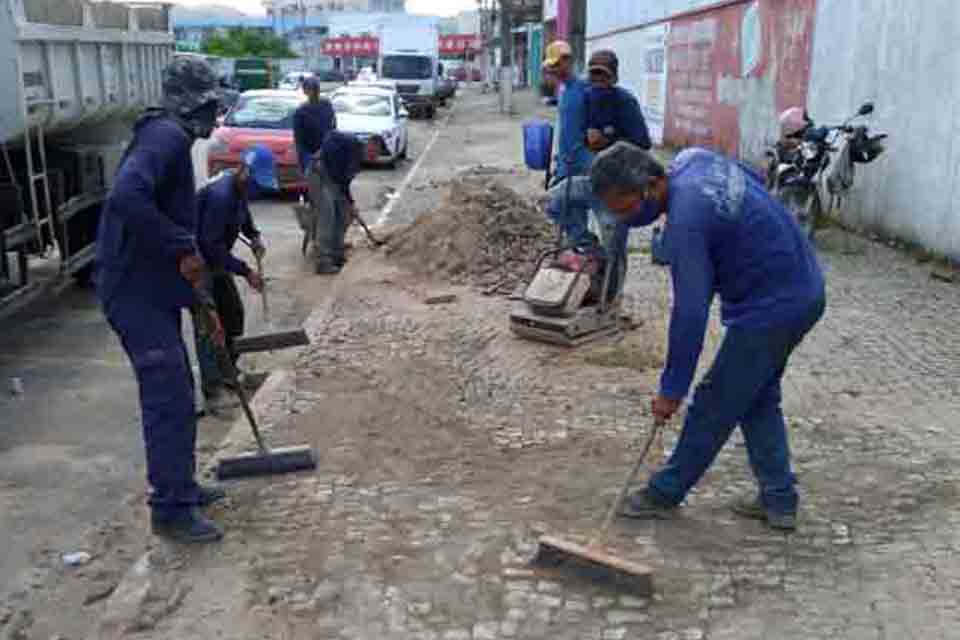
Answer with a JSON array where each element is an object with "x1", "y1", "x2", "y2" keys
[
  {"x1": 242, "y1": 144, "x2": 279, "y2": 191},
  {"x1": 301, "y1": 75, "x2": 320, "y2": 92}
]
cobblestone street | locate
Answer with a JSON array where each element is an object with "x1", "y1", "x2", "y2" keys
[{"x1": 7, "y1": 90, "x2": 959, "y2": 640}]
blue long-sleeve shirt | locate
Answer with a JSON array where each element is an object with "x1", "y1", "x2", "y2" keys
[
  {"x1": 196, "y1": 170, "x2": 261, "y2": 277},
  {"x1": 659, "y1": 148, "x2": 826, "y2": 399},
  {"x1": 585, "y1": 86, "x2": 652, "y2": 151},
  {"x1": 320, "y1": 130, "x2": 361, "y2": 203},
  {"x1": 293, "y1": 100, "x2": 337, "y2": 175},
  {"x1": 554, "y1": 77, "x2": 593, "y2": 180},
  {"x1": 545, "y1": 175, "x2": 660, "y2": 253},
  {"x1": 95, "y1": 112, "x2": 198, "y2": 310}
]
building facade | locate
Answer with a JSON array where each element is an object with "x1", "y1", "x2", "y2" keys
[{"x1": 583, "y1": 0, "x2": 959, "y2": 259}]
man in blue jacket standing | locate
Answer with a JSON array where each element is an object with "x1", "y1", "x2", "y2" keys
[
  {"x1": 542, "y1": 40, "x2": 592, "y2": 184},
  {"x1": 96, "y1": 57, "x2": 226, "y2": 544},
  {"x1": 194, "y1": 145, "x2": 277, "y2": 411},
  {"x1": 542, "y1": 46, "x2": 651, "y2": 302},
  {"x1": 590, "y1": 142, "x2": 826, "y2": 531},
  {"x1": 293, "y1": 76, "x2": 337, "y2": 179}
]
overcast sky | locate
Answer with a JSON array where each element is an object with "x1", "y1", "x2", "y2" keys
[{"x1": 173, "y1": 0, "x2": 478, "y2": 17}]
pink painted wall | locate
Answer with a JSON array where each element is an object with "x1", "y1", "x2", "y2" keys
[
  {"x1": 557, "y1": 0, "x2": 571, "y2": 38},
  {"x1": 663, "y1": 0, "x2": 816, "y2": 161}
]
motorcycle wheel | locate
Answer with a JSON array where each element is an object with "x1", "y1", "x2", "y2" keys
[{"x1": 779, "y1": 185, "x2": 820, "y2": 241}]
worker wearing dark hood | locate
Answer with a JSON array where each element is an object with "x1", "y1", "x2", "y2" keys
[
  {"x1": 307, "y1": 130, "x2": 363, "y2": 274},
  {"x1": 293, "y1": 76, "x2": 337, "y2": 177},
  {"x1": 194, "y1": 145, "x2": 277, "y2": 411},
  {"x1": 95, "y1": 57, "x2": 226, "y2": 544}
]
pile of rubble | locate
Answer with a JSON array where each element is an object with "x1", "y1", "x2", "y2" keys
[{"x1": 386, "y1": 176, "x2": 554, "y2": 294}]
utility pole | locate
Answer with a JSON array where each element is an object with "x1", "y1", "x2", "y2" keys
[{"x1": 497, "y1": 0, "x2": 514, "y2": 114}]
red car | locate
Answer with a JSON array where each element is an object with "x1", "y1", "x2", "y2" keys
[{"x1": 207, "y1": 89, "x2": 308, "y2": 192}]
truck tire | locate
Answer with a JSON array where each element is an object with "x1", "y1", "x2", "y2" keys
[{"x1": 426, "y1": 105, "x2": 436, "y2": 120}]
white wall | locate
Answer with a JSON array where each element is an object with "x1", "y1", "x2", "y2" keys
[
  {"x1": 588, "y1": 23, "x2": 670, "y2": 145},
  {"x1": 586, "y1": 0, "x2": 723, "y2": 38},
  {"x1": 808, "y1": 0, "x2": 960, "y2": 258}
]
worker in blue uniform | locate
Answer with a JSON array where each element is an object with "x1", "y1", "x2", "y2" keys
[
  {"x1": 589, "y1": 142, "x2": 825, "y2": 532},
  {"x1": 293, "y1": 76, "x2": 337, "y2": 179},
  {"x1": 305, "y1": 129, "x2": 362, "y2": 274},
  {"x1": 95, "y1": 57, "x2": 227, "y2": 544},
  {"x1": 193, "y1": 145, "x2": 277, "y2": 411}
]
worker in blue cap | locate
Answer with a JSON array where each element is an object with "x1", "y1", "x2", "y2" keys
[
  {"x1": 96, "y1": 56, "x2": 227, "y2": 544},
  {"x1": 193, "y1": 144, "x2": 277, "y2": 412}
]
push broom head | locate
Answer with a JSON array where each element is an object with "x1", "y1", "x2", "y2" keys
[
  {"x1": 215, "y1": 445, "x2": 317, "y2": 480},
  {"x1": 531, "y1": 535, "x2": 654, "y2": 595}
]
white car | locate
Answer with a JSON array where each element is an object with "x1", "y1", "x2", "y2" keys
[
  {"x1": 356, "y1": 66, "x2": 377, "y2": 83},
  {"x1": 278, "y1": 71, "x2": 313, "y2": 91},
  {"x1": 330, "y1": 86, "x2": 409, "y2": 168}
]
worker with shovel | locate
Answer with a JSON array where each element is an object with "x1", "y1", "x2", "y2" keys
[
  {"x1": 193, "y1": 145, "x2": 277, "y2": 413},
  {"x1": 95, "y1": 57, "x2": 227, "y2": 544},
  {"x1": 591, "y1": 142, "x2": 825, "y2": 531},
  {"x1": 304, "y1": 130, "x2": 364, "y2": 274}
]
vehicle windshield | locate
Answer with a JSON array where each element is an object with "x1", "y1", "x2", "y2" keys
[
  {"x1": 225, "y1": 94, "x2": 302, "y2": 129},
  {"x1": 381, "y1": 55, "x2": 432, "y2": 80},
  {"x1": 331, "y1": 93, "x2": 392, "y2": 118}
]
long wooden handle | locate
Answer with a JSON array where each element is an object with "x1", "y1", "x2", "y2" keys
[{"x1": 590, "y1": 419, "x2": 665, "y2": 547}]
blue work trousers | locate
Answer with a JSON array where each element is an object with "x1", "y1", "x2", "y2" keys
[
  {"x1": 106, "y1": 298, "x2": 200, "y2": 509},
  {"x1": 548, "y1": 193, "x2": 629, "y2": 300},
  {"x1": 648, "y1": 297, "x2": 826, "y2": 515},
  {"x1": 193, "y1": 272, "x2": 244, "y2": 396}
]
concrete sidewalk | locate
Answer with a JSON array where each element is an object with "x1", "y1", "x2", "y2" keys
[{"x1": 12, "y1": 88, "x2": 960, "y2": 640}]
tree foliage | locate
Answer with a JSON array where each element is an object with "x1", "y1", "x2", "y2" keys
[{"x1": 201, "y1": 28, "x2": 296, "y2": 58}]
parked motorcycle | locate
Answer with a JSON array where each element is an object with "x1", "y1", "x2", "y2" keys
[{"x1": 765, "y1": 102, "x2": 887, "y2": 240}]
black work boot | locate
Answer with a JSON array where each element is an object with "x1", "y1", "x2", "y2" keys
[
  {"x1": 619, "y1": 489, "x2": 677, "y2": 520},
  {"x1": 731, "y1": 494, "x2": 797, "y2": 532},
  {"x1": 315, "y1": 261, "x2": 341, "y2": 275},
  {"x1": 151, "y1": 507, "x2": 224, "y2": 544}
]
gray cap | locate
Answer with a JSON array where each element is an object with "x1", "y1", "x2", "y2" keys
[
  {"x1": 590, "y1": 141, "x2": 665, "y2": 196},
  {"x1": 161, "y1": 57, "x2": 220, "y2": 117}
]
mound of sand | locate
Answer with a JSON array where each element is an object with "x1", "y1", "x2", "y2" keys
[{"x1": 386, "y1": 176, "x2": 555, "y2": 294}]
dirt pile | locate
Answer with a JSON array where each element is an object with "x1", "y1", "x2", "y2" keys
[{"x1": 386, "y1": 176, "x2": 554, "y2": 293}]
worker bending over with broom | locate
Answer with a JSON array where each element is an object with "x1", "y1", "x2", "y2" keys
[
  {"x1": 95, "y1": 57, "x2": 227, "y2": 544},
  {"x1": 305, "y1": 130, "x2": 363, "y2": 274},
  {"x1": 592, "y1": 142, "x2": 826, "y2": 531},
  {"x1": 193, "y1": 145, "x2": 277, "y2": 413}
]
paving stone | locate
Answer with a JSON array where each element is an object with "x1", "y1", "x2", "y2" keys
[
  {"x1": 618, "y1": 596, "x2": 649, "y2": 609},
  {"x1": 535, "y1": 594, "x2": 563, "y2": 608},
  {"x1": 607, "y1": 610, "x2": 651, "y2": 625},
  {"x1": 472, "y1": 621, "x2": 499, "y2": 640},
  {"x1": 536, "y1": 580, "x2": 562, "y2": 594},
  {"x1": 603, "y1": 629, "x2": 628, "y2": 640},
  {"x1": 505, "y1": 608, "x2": 527, "y2": 622}
]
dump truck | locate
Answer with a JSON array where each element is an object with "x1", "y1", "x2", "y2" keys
[{"x1": 0, "y1": 0, "x2": 173, "y2": 307}]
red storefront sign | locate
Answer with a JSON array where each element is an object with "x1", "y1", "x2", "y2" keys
[
  {"x1": 439, "y1": 34, "x2": 480, "y2": 56},
  {"x1": 321, "y1": 36, "x2": 379, "y2": 57}
]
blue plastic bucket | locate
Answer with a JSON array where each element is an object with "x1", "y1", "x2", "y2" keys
[{"x1": 522, "y1": 119, "x2": 554, "y2": 171}]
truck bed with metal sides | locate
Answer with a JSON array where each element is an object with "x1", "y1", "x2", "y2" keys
[{"x1": 0, "y1": 0, "x2": 173, "y2": 310}]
